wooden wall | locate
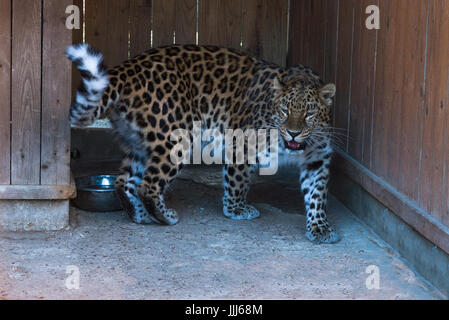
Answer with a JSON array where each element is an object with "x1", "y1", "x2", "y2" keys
[
  {"x1": 0, "y1": 0, "x2": 73, "y2": 199},
  {"x1": 74, "y1": 0, "x2": 289, "y2": 68},
  {"x1": 289, "y1": 0, "x2": 449, "y2": 253}
]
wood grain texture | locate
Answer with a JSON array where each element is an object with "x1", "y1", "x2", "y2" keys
[
  {"x1": 85, "y1": 0, "x2": 130, "y2": 67},
  {"x1": 152, "y1": 0, "x2": 176, "y2": 47},
  {"x1": 372, "y1": 0, "x2": 428, "y2": 200},
  {"x1": 41, "y1": 0, "x2": 72, "y2": 186},
  {"x1": 198, "y1": 0, "x2": 243, "y2": 49},
  {"x1": 0, "y1": 0, "x2": 11, "y2": 184},
  {"x1": 0, "y1": 184, "x2": 76, "y2": 200},
  {"x1": 347, "y1": 0, "x2": 378, "y2": 165},
  {"x1": 11, "y1": 0, "x2": 42, "y2": 185},
  {"x1": 243, "y1": 0, "x2": 289, "y2": 66},
  {"x1": 72, "y1": 0, "x2": 84, "y2": 98},
  {"x1": 129, "y1": 0, "x2": 152, "y2": 56},
  {"x1": 332, "y1": 151, "x2": 449, "y2": 256},
  {"x1": 175, "y1": 0, "x2": 197, "y2": 45},
  {"x1": 420, "y1": 0, "x2": 449, "y2": 226},
  {"x1": 333, "y1": 0, "x2": 356, "y2": 151}
]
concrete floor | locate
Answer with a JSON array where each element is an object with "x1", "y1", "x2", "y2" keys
[{"x1": 0, "y1": 167, "x2": 445, "y2": 299}]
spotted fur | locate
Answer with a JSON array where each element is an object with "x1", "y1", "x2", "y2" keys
[{"x1": 67, "y1": 44, "x2": 339, "y2": 244}]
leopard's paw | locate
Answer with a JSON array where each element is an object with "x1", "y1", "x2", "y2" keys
[
  {"x1": 223, "y1": 204, "x2": 260, "y2": 220},
  {"x1": 116, "y1": 187, "x2": 154, "y2": 225},
  {"x1": 306, "y1": 225, "x2": 340, "y2": 244}
]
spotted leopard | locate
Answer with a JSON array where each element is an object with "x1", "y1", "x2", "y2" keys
[{"x1": 67, "y1": 44, "x2": 339, "y2": 244}]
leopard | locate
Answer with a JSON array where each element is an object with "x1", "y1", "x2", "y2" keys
[{"x1": 66, "y1": 43, "x2": 340, "y2": 244}]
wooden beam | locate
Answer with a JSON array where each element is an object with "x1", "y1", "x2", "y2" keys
[
  {"x1": 0, "y1": 0, "x2": 11, "y2": 184},
  {"x1": 332, "y1": 151, "x2": 449, "y2": 255},
  {"x1": 0, "y1": 184, "x2": 76, "y2": 200}
]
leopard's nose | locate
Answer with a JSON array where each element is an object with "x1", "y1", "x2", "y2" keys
[{"x1": 287, "y1": 130, "x2": 301, "y2": 138}]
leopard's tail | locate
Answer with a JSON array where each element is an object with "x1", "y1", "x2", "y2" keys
[{"x1": 66, "y1": 44, "x2": 110, "y2": 126}]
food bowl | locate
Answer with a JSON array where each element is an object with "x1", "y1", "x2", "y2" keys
[{"x1": 72, "y1": 175, "x2": 122, "y2": 212}]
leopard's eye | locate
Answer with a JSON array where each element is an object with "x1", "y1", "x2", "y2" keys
[
  {"x1": 305, "y1": 112, "x2": 314, "y2": 119},
  {"x1": 280, "y1": 107, "x2": 289, "y2": 118}
]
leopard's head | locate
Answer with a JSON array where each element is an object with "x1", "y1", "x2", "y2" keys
[{"x1": 273, "y1": 77, "x2": 336, "y2": 151}]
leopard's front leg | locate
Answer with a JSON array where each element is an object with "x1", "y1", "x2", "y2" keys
[{"x1": 300, "y1": 157, "x2": 340, "y2": 244}]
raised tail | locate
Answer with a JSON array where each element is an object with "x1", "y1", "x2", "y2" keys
[{"x1": 66, "y1": 44, "x2": 110, "y2": 126}]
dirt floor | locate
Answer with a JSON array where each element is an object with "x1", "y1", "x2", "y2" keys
[{"x1": 0, "y1": 166, "x2": 445, "y2": 299}]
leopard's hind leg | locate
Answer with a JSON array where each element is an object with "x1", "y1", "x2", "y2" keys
[
  {"x1": 137, "y1": 151, "x2": 183, "y2": 226},
  {"x1": 115, "y1": 152, "x2": 156, "y2": 224}
]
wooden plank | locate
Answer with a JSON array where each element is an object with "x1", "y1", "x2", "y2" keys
[
  {"x1": 152, "y1": 0, "x2": 176, "y2": 47},
  {"x1": 323, "y1": 0, "x2": 339, "y2": 85},
  {"x1": 347, "y1": 0, "x2": 377, "y2": 165},
  {"x1": 0, "y1": 185, "x2": 76, "y2": 200},
  {"x1": 332, "y1": 151, "x2": 449, "y2": 256},
  {"x1": 85, "y1": 0, "x2": 130, "y2": 67},
  {"x1": 372, "y1": 0, "x2": 428, "y2": 200},
  {"x1": 420, "y1": 0, "x2": 449, "y2": 226},
  {"x1": 11, "y1": 0, "x2": 42, "y2": 185},
  {"x1": 41, "y1": 0, "x2": 72, "y2": 186},
  {"x1": 198, "y1": 0, "x2": 243, "y2": 49},
  {"x1": 243, "y1": 0, "x2": 288, "y2": 66},
  {"x1": 72, "y1": 0, "x2": 84, "y2": 99},
  {"x1": 0, "y1": 0, "x2": 11, "y2": 185},
  {"x1": 129, "y1": 0, "x2": 152, "y2": 56},
  {"x1": 333, "y1": 0, "x2": 356, "y2": 151},
  {"x1": 175, "y1": 0, "x2": 197, "y2": 45}
]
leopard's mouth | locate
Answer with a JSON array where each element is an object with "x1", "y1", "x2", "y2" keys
[{"x1": 284, "y1": 140, "x2": 307, "y2": 151}]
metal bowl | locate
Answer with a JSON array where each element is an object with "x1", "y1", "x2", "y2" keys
[{"x1": 72, "y1": 175, "x2": 122, "y2": 212}]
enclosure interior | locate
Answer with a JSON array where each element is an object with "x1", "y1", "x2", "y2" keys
[{"x1": 0, "y1": 0, "x2": 448, "y2": 289}]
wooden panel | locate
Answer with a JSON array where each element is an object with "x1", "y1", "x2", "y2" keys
[
  {"x1": 41, "y1": 0, "x2": 72, "y2": 186},
  {"x1": 288, "y1": 0, "x2": 326, "y2": 75},
  {"x1": 198, "y1": 0, "x2": 243, "y2": 49},
  {"x1": 243, "y1": 0, "x2": 289, "y2": 66},
  {"x1": 333, "y1": 0, "x2": 356, "y2": 151},
  {"x1": 347, "y1": 0, "x2": 378, "y2": 165},
  {"x1": 11, "y1": 0, "x2": 42, "y2": 185},
  {"x1": 85, "y1": 0, "x2": 130, "y2": 67},
  {"x1": 152, "y1": 0, "x2": 175, "y2": 47},
  {"x1": 332, "y1": 151, "x2": 449, "y2": 256},
  {"x1": 420, "y1": 0, "x2": 449, "y2": 226},
  {"x1": 72, "y1": 0, "x2": 84, "y2": 98},
  {"x1": 0, "y1": 185, "x2": 76, "y2": 200},
  {"x1": 0, "y1": 0, "x2": 11, "y2": 185},
  {"x1": 175, "y1": 0, "x2": 197, "y2": 45},
  {"x1": 322, "y1": 0, "x2": 339, "y2": 85},
  {"x1": 372, "y1": 0, "x2": 428, "y2": 200},
  {"x1": 129, "y1": 0, "x2": 152, "y2": 56}
]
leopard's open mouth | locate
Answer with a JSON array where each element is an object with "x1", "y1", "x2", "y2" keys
[{"x1": 284, "y1": 140, "x2": 307, "y2": 151}]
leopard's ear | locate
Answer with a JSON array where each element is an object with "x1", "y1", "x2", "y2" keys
[{"x1": 319, "y1": 83, "x2": 336, "y2": 106}]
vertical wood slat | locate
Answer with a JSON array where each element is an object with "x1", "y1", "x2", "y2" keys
[
  {"x1": 41, "y1": 0, "x2": 72, "y2": 186},
  {"x1": 175, "y1": 0, "x2": 197, "y2": 45},
  {"x1": 0, "y1": 0, "x2": 11, "y2": 184},
  {"x1": 372, "y1": 0, "x2": 428, "y2": 200},
  {"x1": 420, "y1": 0, "x2": 449, "y2": 225},
  {"x1": 152, "y1": 0, "x2": 176, "y2": 47},
  {"x1": 347, "y1": 0, "x2": 378, "y2": 165},
  {"x1": 287, "y1": 0, "x2": 326, "y2": 75},
  {"x1": 334, "y1": 0, "x2": 356, "y2": 151},
  {"x1": 85, "y1": 0, "x2": 130, "y2": 67},
  {"x1": 198, "y1": 0, "x2": 243, "y2": 49},
  {"x1": 129, "y1": 0, "x2": 152, "y2": 56},
  {"x1": 72, "y1": 0, "x2": 84, "y2": 102},
  {"x1": 243, "y1": 0, "x2": 289, "y2": 67},
  {"x1": 11, "y1": 0, "x2": 42, "y2": 185}
]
